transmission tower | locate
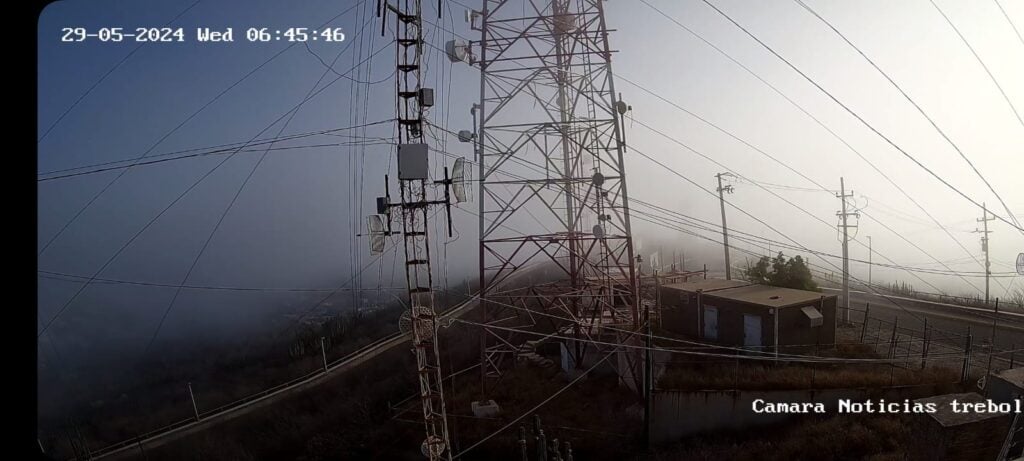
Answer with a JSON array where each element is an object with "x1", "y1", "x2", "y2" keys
[
  {"x1": 468, "y1": 0, "x2": 640, "y2": 396},
  {"x1": 370, "y1": 1, "x2": 452, "y2": 458}
]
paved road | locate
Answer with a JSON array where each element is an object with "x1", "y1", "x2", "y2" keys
[{"x1": 824, "y1": 287, "x2": 1024, "y2": 349}]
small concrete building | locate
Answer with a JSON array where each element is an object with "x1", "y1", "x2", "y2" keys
[
  {"x1": 910, "y1": 392, "x2": 1012, "y2": 461},
  {"x1": 658, "y1": 279, "x2": 836, "y2": 351},
  {"x1": 986, "y1": 367, "x2": 1024, "y2": 405}
]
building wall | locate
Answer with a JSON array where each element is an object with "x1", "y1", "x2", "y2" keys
[
  {"x1": 985, "y1": 371, "x2": 1024, "y2": 405},
  {"x1": 659, "y1": 286, "x2": 837, "y2": 351},
  {"x1": 776, "y1": 297, "x2": 836, "y2": 348},
  {"x1": 909, "y1": 412, "x2": 1009, "y2": 461},
  {"x1": 658, "y1": 287, "x2": 698, "y2": 337}
]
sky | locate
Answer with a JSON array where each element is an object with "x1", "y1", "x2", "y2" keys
[{"x1": 37, "y1": 0, "x2": 1024, "y2": 372}]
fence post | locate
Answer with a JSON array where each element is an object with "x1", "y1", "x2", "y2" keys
[
  {"x1": 962, "y1": 333, "x2": 974, "y2": 384},
  {"x1": 921, "y1": 318, "x2": 930, "y2": 370},
  {"x1": 988, "y1": 299, "x2": 1000, "y2": 375},
  {"x1": 874, "y1": 319, "x2": 881, "y2": 351},
  {"x1": 535, "y1": 415, "x2": 547, "y2": 461},
  {"x1": 888, "y1": 317, "x2": 899, "y2": 359},
  {"x1": 518, "y1": 425, "x2": 528, "y2": 461},
  {"x1": 734, "y1": 349, "x2": 740, "y2": 390},
  {"x1": 188, "y1": 382, "x2": 200, "y2": 422},
  {"x1": 321, "y1": 336, "x2": 329, "y2": 373},
  {"x1": 860, "y1": 303, "x2": 870, "y2": 342}
]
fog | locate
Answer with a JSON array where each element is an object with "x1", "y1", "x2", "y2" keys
[{"x1": 38, "y1": 0, "x2": 1023, "y2": 393}]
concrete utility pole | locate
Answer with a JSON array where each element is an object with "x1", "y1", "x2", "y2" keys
[
  {"x1": 976, "y1": 202, "x2": 994, "y2": 307},
  {"x1": 867, "y1": 236, "x2": 872, "y2": 287},
  {"x1": 715, "y1": 172, "x2": 735, "y2": 279},
  {"x1": 836, "y1": 177, "x2": 858, "y2": 325}
]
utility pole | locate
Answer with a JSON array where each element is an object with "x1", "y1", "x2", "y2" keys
[
  {"x1": 836, "y1": 177, "x2": 858, "y2": 325},
  {"x1": 976, "y1": 202, "x2": 994, "y2": 307},
  {"x1": 643, "y1": 272, "x2": 653, "y2": 448},
  {"x1": 715, "y1": 172, "x2": 735, "y2": 280},
  {"x1": 867, "y1": 236, "x2": 872, "y2": 287}
]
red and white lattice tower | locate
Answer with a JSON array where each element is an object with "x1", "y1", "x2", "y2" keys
[{"x1": 470, "y1": 0, "x2": 640, "y2": 395}]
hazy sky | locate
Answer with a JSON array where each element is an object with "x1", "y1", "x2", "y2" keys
[{"x1": 38, "y1": 0, "x2": 1024, "y2": 362}]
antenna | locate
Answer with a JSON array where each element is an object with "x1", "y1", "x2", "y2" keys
[
  {"x1": 451, "y1": 157, "x2": 471, "y2": 203},
  {"x1": 431, "y1": 158, "x2": 472, "y2": 238},
  {"x1": 367, "y1": 215, "x2": 387, "y2": 254}
]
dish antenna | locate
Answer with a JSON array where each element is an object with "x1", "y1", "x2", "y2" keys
[
  {"x1": 400, "y1": 307, "x2": 436, "y2": 340},
  {"x1": 451, "y1": 157, "x2": 471, "y2": 203},
  {"x1": 445, "y1": 39, "x2": 472, "y2": 64},
  {"x1": 363, "y1": 175, "x2": 395, "y2": 254},
  {"x1": 432, "y1": 158, "x2": 472, "y2": 237},
  {"x1": 367, "y1": 215, "x2": 387, "y2": 254},
  {"x1": 1017, "y1": 252, "x2": 1024, "y2": 275}
]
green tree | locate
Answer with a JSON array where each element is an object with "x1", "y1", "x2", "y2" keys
[{"x1": 745, "y1": 252, "x2": 819, "y2": 292}]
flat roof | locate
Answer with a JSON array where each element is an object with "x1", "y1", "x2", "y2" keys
[
  {"x1": 704, "y1": 284, "x2": 833, "y2": 308},
  {"x1": 661, "y1": 278, "x2": 751, "y2": 293},
  {"x1": 993, "y1": 367, "x2": 1024, "y2": 388},
  {"x1": 914, "y1": 392, "x2": 1008, "y2": 427}
]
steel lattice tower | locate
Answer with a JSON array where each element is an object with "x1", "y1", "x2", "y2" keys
[
  {"x1": 379, "y1": 0, "x2": 451, "y2": 458},
  {"x1": 471, "y1": 0, "x2": 640, "y2": 393}
]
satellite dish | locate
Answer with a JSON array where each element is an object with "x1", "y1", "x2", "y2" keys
[
  {"x1": 398, "y1": 309, "x2": 413, "y2": 334},
  {"x1": 1017, "y1": 252, "x2": 1024, "y2": 275},
  {"x1": 592, "y1": 172, "x2": 604, "y2": 187},
  {"x1": 593, "y1": 224, "x2": 605, "y2": 239},
  {"x1": 445, "y1": 39, "x2": 470, "y2": 63},
  {"x1": 400, "y1": 307, "x2": 437, "y2": 339},
  {"x1": 451, "y1": 157, "x2": 471, "y2": 203},
  {"x1": 421, "y1": 435, "x2": 446, "y2": 458},
  {"x1": 458, "y1": 130, "x2": 475, "y2": 142},
  {"x1": 615, "y1": 100, "x2": 628, "y2": 115},
  {"x1": 367, "y1": 215, "x2": 386, "y2": 254}
]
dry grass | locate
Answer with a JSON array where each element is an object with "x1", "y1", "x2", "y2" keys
[
  {"x1": 656, "y1": 338, "x2": 959, "y2": 391},
  {"x1": 642, "y1": 413, "x2": 912, "y2": 461}
]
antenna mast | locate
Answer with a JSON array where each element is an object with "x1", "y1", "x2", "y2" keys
[{"x1": 374, "y1": 1, "x2": 451, "y2": 458}]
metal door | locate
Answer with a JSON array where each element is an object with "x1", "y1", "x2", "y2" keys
[
  {"x1": 743, "y1": 314, "x2": 762, "y2": 347},
  {"x1": 703, "y1": 306, "x2": 718, "y2": 340}
]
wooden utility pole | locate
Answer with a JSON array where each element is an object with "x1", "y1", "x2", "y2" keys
[{"x1": 715, "y1": 172, "x2": 734, "y2": 280}]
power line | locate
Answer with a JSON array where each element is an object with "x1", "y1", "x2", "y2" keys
[
  {"x1": 37, "y1": 0, "x2": 203, "y2": 143},
  {"x1": 698, "y1": 0, "x2": 1024, "y2": 235},
  {"x1": 37, "y1": 270, "x2": 404, "y2": 293},
  {"x1": 622, "y1": 111, "x2": 973, "y2": 295},
  {"x1": 37, "y1": 37, "x2": 395, "y2": 339},
  {"x1": 927, "y1": 0, "x2": 1024, "y2": 131},
  {"x1": 636, "y1": 0, "x2": 1008, "y2": 294},
  {"x1": 37, "y1": 123, "x2": 395, "y2": 182},
  {"x1": 994, "y1": 0, "x2": 1024, "y2": 47},
  {"x1": 37, "y1": 1, "x2": 369, "y2": 258},
  {"x1": 141, "y1": 19, "x2": 380, "y2": 356},
  {"x1": 794, "y1": 0, "x2": 1022, "y2": 232}
]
